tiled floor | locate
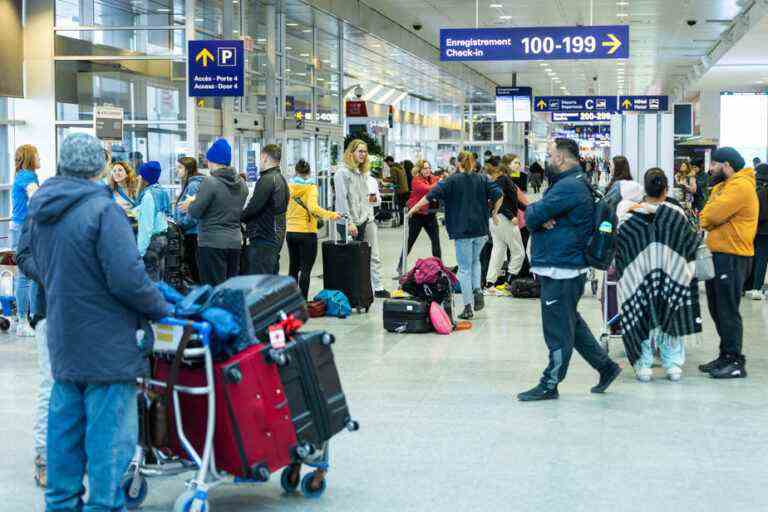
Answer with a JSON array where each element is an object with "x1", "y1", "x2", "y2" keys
[{"x1": 2, "y1": 222, "x2": 768, "y2": 511}]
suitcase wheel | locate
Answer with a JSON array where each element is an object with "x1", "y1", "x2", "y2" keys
[
  {"x1": 173, "y1": 489, "x2": 209, "y2": 512},
  {"x1": 346, "y1": 420, "x2": 360, "y2": 432},
  {"x1": 281, "y1": 463, "x2": 302, "y2": 493},
  {"x1": 301, "y1": 471, "x2": 327, "y2": 499},
  {"x1": 599, "y1": 333, "x2": 610, "y2": 354},
  {"x1": 121, "y1": 473, "x2": 148, "y2": 510}
]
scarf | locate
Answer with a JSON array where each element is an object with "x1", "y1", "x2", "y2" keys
[
  {"x1": 116, "y1": 186, "x2": 138, "y2": 208},
  {"x1": 614, "y1": 202, "x2": 702, "y2": 365}
]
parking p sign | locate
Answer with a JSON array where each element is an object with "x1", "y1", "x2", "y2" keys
[{"x1": 188, "y1": 40, "x2": 244, "y2": 97}]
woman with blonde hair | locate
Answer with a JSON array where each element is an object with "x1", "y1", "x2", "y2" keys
[
  {"x1": 397, "y1": 159, "x2": 442, "y2": 273},
  {"x1": 334, "y1": 139, "x2": 389, "y2": 298},
  {"x1": 408, "y1": 151, "x2": 502, "y2": 319},
  {"x1": 11, "y1": 144, "x2": 41, "y2": 337},
  {"x1": 107, "y1": 161, "x2": 139, "y2": 213}
]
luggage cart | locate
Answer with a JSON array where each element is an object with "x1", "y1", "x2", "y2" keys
[
  {"x1": 123, "y1": 318, "x2": 333, "y2": 511},
  {"x1": 598, "y1": 269, "x2": 622, "y2": 354}
]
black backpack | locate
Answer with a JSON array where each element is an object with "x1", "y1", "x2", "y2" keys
[
  {"x1": 583, "y1": 178, "x2": 619, "y2": 271},
  {"x1": 757, "y1": 182, "x2": 768, "y2": 224}
]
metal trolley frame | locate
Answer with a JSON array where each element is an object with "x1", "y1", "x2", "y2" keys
[{"x1": 122, "y1": 318, "x2": 332, "y2": 512}]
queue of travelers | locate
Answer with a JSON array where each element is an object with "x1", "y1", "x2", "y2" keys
[{"x1": 7, "y1": 131, "x2": 767, "y2": 508}]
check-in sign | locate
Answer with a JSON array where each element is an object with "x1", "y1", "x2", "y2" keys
[
  {"x1": 440, "y1": 25, "x2": 629, "y2": 61},
  {"x1": 188, "y1": 40, "x2": 244, "y2": 97}
]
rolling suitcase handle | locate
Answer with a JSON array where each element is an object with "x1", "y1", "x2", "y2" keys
[
  {"x1": 331, "y1": 214, "x2": 352, "y2": 245},
  {"x1": 398, "y1": 213, "x2": 409, "y2": 279}
]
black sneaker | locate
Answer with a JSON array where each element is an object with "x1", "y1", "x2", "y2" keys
[
  {"x1": 457, "y1": 305, "x2": 474, "y2": 320},
  {"x1": 710, "y1": 355, "x2": 747, "y2": 379},
  {"x1": 374, "y1": 289, "x2": 391, "y2": 299},
  {"x1": 698, "y1": 355, "x2": 725, "y2": 373},
  {"x1": 473, "y1": 289, "x2": 485, "y2": 311},
  {"x1": 591, "y1": 362, "x2": 622, "y2": 394},
  {"x1": 517, "y1": 384, "x2": 559, "y2": 402}
]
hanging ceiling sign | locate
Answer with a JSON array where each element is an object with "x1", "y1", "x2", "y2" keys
[
  {"x1": 619, "y1": 95, "x2": 669, "y2": 112},
  {"x1": 94, "y1": 106, "x2": 124, "y2": 141},
  {"x1": 440, "y1": 25, "x2": 629, "y2": 61},
  {"x1": 535, "y1": 96, "x2": 618, "y2": 113},
  {"x1": 188, "y1": 40, "x2": 244, "y2": 97},
  {"x1": 495, "y1": 86, "x2": 532, "y2": 123},
  {"x1": 551, "y1": 112, "x2": 613, "y2": 123}
]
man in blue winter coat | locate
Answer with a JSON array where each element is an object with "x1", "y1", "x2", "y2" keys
[
  {"x1": 26, "y1": 133, "x2": 173, "y2": 511},
  {"x1": 517, "y1": 138, "x2": 621, "y2": 401}
]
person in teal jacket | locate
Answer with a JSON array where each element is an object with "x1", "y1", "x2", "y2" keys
[{"x1": 136, "y1": 161, "x2": 170, "y2": 281}]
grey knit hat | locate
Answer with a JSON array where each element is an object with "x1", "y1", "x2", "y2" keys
[{"x1": 58, "y1": 133, "x2": 106, "y2": 178}]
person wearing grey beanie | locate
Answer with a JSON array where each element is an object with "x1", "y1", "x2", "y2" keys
[{"x1": 24, "y1": 132, "x2": 173, "y2": 510}]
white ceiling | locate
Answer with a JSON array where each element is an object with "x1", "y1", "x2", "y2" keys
[
  {"x1": 697, "y1": 14, "x2": 768, "y2": 91},
  {"x1": 363, "y1": 0, "x2": 749, "y2": 98}
]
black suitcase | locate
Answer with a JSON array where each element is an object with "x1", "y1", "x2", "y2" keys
[
  {"x1": 208, "y1": 275, "x2": 308, "y2": 358},
  {"x1": 509, "y1": 277, "x2": 540, "y2": 299},
  {"x1": 383, "y1": 298, "x2": 431, "y2": 333},
  {"x1": 163, "y1": 221, "x2": 189, "y2": 293},
  {"x1": 276, "y1": 331, "x2": 358, "y2": 452},
  {"x1": 322, "y1": 238, "x2": 373, "y2": 314}
]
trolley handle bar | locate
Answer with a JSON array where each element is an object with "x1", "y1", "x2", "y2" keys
[{"x1": 157, "y1": 317, "x2": 213, "y2": 348}]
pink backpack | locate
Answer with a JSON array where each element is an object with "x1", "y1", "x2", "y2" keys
[{"x1": 429, "y1": 302, "x2": 452, "y2": 335}]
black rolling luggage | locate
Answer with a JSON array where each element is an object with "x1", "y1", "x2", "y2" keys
[
  {"x1": 382, "y1": 298, "x2": 431, "y2": 333},
  {"x1": 164, "y1": 221, "x2": 188, "y2": 293},
  {"x1": 508, "y1": 277, "x2": 540, "y2": 299},
  {"x1": 208, "y1": 275, "x2": 308, "y2": 358},
  {"x1": 276, "y1": 331, "x2": 358, "y2": 452},
  {"x1": 321, "y1": 220, "x2": 373, "y2": 314}
]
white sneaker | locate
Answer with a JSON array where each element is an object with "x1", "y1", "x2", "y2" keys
[
  {"x1": 666, "y1": 366, "x2": 683, "y2": 382},
  {"x1": 747, "y1": 290, "x2": 763, "y2": 301},
  {"x1": 635, "y1": 367, "x2": 653, "y2": 383}
]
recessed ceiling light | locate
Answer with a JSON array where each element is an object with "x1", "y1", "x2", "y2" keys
[
  {"x1": 617, "y1": 13, "x2": 628, "y2": 17},
  {"x1": 302, "y1": 29, "x2": 312, "y2": 33},
  {"x1": 500, "y1": 15, "x2": 513, "y2": 20},
  {"x1": 286, "y1": 22, "x2": 298, "y2": 27},
  {"x1": 616, "y1": 1, "x2": 629, "y2": 5},
  {"x1": 489, "y1": 3, "x2": 503, "y2": 7}
]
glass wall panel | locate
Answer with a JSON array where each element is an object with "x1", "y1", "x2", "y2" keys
[
  {"x1": 55, "y1": 29, "x2": 185, "y2": 57},
  {"x1": 57, "y1": 123, "x2": 186, "y2": 184},
  {"x1": 56, "y1": 0, "x2": 184, "y2": 28},
  {"x1": 55, "y1": 60, "x2": 187, "y2": 122},
  {"x1": 285, "y1": 82, "x2": 311, "y2": 117},
  {"x1": 284, "y1": 57, "x2": 312, "y2": 84}
]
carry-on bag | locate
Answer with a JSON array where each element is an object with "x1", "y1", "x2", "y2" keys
[
  {"x1": 153, "y1": 342, "x2": 298, "y2": 479},
  {"x1": 277, "y1": 331, "x2": 358, "y2": 453},
  {"x1": 508, "y1": 277, "x2": 541, "y2": 299},
  {"x1": 321, "y1": 219, "x2": 373, "y2": 313},
  {"x1": 383, "y1": 298, "x2": 431, "y2": 333},
  {"x1": 207, "y1": 275, "x2": 308, "y2": 358}
]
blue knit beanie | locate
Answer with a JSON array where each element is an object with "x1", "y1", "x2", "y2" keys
[
  {"x1": 712, "y1": 147, "x2": 745, "y2": 172},
  {"x1": 139, "y1": 161, "x2": 162, "y2": 185},
  {"x1": 206, "y1": 139, "x2": 232, "y2": 166},
  {"x1": 58, "y1": 133, "x2": 106, "y2": 178}
]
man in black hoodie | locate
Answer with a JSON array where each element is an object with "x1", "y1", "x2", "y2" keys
[
  {"x1": 241, "y1": 144, "x2": 289, "y2": 275},
  {"x1": 184, "y1": 138, "x2": 249, "y2": 285}
]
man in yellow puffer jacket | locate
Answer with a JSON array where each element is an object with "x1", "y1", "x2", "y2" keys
[{"x1": 699, "y1": 147, "x2": 758, "y2": 379}]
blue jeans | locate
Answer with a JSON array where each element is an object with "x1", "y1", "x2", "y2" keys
[
  {"x1": 455, "y1": 236, "x2": 487, "y2": 307},
  {"x1": 46, "y1": 381, "x2": 138, "y2": 512},
  {"x1": 9, "y1": 222, "x2": 37, "y2": 319},
  {"x1": 637, "y1": 337, "x2": 685, "y2": 370}
]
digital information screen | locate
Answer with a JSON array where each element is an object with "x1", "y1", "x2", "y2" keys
[{"x1": 496, "y1": 86, "x2": 532, "y2": 123}]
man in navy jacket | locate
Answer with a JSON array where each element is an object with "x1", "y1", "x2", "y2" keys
[
  {"x1": 27, "y1": 133, "x2": 172, "y2": 510},
  {"x1": 518, "y1": 138, "x2": 621, "y2": 401}
]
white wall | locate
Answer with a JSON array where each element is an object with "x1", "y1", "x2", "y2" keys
[{"x1": 698, "y1": 89, "x2": 721, "y2": 141}]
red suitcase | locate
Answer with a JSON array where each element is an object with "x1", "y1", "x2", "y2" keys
[{"x1": 153, "y1": 344, "x2": 298, "y2": 479}]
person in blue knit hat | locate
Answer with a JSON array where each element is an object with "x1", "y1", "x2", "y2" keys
[
  {"x1": 23, "y1": 132, "x2": 172, "y2": 510},
  {"x1": 182, "y1": 138, "x2": 248, "y2": 285},
  {"x1": 137, "y1": 160, "x2": 171, "y2": 280}
]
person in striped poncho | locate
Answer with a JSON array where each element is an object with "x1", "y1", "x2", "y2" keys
[{"x1": 615, "y1": 168, "x2": 702, "y2": 382}]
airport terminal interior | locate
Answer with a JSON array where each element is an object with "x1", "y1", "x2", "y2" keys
[{"x1": 2, "y1": 0, "x2": 768, "y2": 510}]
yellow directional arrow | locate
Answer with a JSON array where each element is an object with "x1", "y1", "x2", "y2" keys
[
  {"x1": 601, "y1": 33, "x2": 622, "y2": 55},
  {"x1": 195, "y1": 48, "x2": 215, "y2": 67},
  {"x1": 622, "y1": 98, "x2": 632, "y2": 109},
  {"x1": 537, "y1": 99, "x2": 547, "y2": 110}
]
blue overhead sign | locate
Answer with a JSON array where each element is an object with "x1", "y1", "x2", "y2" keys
[
  {"x1": 440, "y1": 25, "x2": 629, "y2": 61},
  {"x1": 188, "y1": 40, "x2": 244, "y2": 97},
  {"x1": 535, "y1": 96, "x2": 618, "y2": 113},
  {"x1": 619, "y1": 95, "x2": 669, "y2": 112},
  {"x1": 551, "y1": 112, "x2": 613, "y2": 123}
]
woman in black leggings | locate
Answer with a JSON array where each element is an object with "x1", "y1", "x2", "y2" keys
[
  {"x1": 286, "y1": 160, "x2": 340, "y2": 298},
  {"x1": 398, "y1": 159, "x2": 442, "y2": 272}
]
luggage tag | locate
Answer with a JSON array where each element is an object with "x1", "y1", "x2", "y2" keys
[{"x1": 268, "y1": 324, "x2": 287, "y2": 349}]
